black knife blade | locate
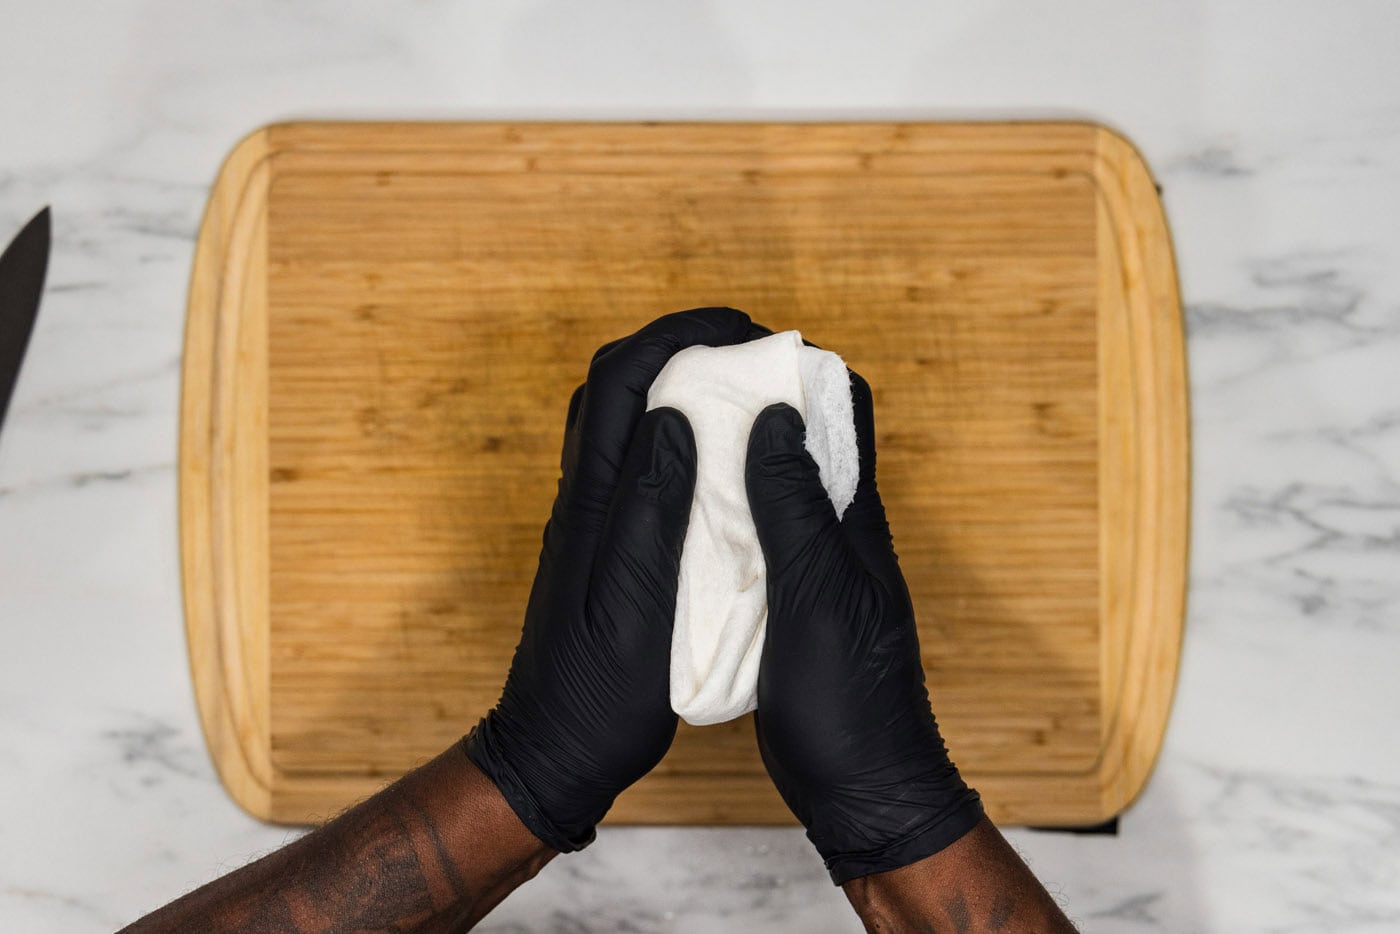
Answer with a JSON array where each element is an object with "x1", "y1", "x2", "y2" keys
[{"x1": 0, "y1": 206, "x2": 51, "y2": 439}]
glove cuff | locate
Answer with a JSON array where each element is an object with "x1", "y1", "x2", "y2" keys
[
  {"x1": 823, "y1": 789, "x2": 985, "y2": 885},
  {"x1": 461, "y1": 721, "x2": 597, "y2": 854}
]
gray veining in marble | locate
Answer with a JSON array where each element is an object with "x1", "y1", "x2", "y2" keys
[{"x1": 4, "y1": 1, "x2": 1400, "y2": 931}]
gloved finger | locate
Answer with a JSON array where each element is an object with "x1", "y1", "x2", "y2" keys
[
  {"x1": 744, "y1": 319, "x2": 776, "y2": 342},
  {"x1": 591, "y1": 314, "x2": 769, "y2": 366},
  {"x1": 587, "y1": 406, "x2": 698, "y2": 645},
  {"x1": 574, "y1": 315, "x2": 769, "y2": 446},
  {"x1": 838, "y1": 370, "x2": 909, "y2": 603},
  {"x1": 745, "y1": 403, "x2": 862, "y2": 623},
  {"x1": 560, "y1": 383, "x2": 586, "y2": 473},
  {"x1": 569, "y1": 307, "x2": 753, "y2": 511},
  {"x1": 590, "y1": 335, "x2": 626, "y2": 364},
  {"x1": 574, "y1": 312, "x2": 778, "y2": 450}
]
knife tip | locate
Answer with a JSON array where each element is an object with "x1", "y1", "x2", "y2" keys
[{"x1": 27, "y1": 206, "x2": 51, "y2": 242}]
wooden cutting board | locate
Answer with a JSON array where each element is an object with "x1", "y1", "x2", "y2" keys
[{"x1": 180, "y1": 121, "x2": 1187, "y2": 827}]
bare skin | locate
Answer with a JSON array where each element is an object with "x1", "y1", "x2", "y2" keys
[
  {"x1": 843, "y1": 818, "x2": 1077, "y2": 934},
  {"x1": 120, "y1": 745, "x2": 553, "y2": 933},
  {"x1": 123, "y1": 763, "x2": 1077, "y2": 933}
]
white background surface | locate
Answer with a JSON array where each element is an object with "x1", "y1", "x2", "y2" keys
[{"x1": 3, "y1": 2, "x2": 1399, "y2": 930}]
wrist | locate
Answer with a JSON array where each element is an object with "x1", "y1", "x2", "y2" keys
[
  {"x1": 842, "y1": 820, "x2": 991, "y2": 932},
  {"x1": 444, "y1": 746, "x2": 557, "y2": 868},
  {"x1": 822, "y1": 787, "x2": 985, "y2": 885},
  {"x1": 843, "y1": 819, "x2": 1078, "y2": 934},
  {"x1": 462, "y1": 718, "x2": 604, "y2": 853},
  {"x1": 409, "y1": 745, "x2": 557, "y2": 926}
]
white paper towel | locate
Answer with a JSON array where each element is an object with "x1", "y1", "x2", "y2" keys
[{"x1": 646, "y1": 330, "x2": 857, "y2": 725}]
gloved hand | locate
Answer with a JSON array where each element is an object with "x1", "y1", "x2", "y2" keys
[
  {"x1": 745, "y1": 373, "x2": 985, "y2": 884},
  {"x1": 466, "y1": 307, "x2": 763, "y2": 852}
]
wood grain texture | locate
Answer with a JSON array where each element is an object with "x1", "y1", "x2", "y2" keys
[{"x1": 180, "y1": 121, "x2": 1187, "y2": 827}]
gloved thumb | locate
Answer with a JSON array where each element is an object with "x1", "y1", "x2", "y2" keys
[
  {"x1": 745, "y1": 404, "x2": 852, "y2": 608},
  {"x1": 587, "y1": 406, "x2": 697, "y2": 643}
]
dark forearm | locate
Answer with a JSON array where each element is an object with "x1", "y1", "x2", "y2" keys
[
  {"x1": 122, "y1": 745, "x2": 555, "y2": 933},
  {"x1": 842, "y1": 818, "x2": 1076, "y2": 934}
]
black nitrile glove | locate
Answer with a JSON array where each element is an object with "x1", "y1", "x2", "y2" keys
[
  {"x1": 466, "y1": 307, "x2": 763, "y2": 852},
  {"x1": 746, "y1": 374, "x2": 985, "y2": 884}
]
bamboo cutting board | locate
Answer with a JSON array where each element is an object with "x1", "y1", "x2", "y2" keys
[{"x1": 181, "y1": 122, "x2": 1187, "y2": 828}]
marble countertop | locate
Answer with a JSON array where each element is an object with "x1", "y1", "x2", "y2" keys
[{"x1": 3, "y1": 2, "x2": 1399, "y2": 930}]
